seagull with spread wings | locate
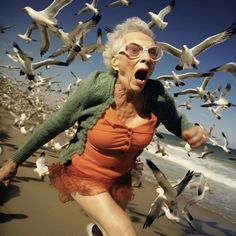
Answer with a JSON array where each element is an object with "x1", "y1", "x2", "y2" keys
[
  {"x1": 156, "y1": 22, "x2": 236, "y2": 70},
  {"x1": 147, "y1": 0, "x2": 175, "y2": 30},
  {"x1": 49, "y1": 14, "x2": 101, "y2": 58},
  {"x1": 66, "y1": 28, "x2": 104, "y2": 64},
  {"x1": 143, "y1": 159, "x2": 194, "y2": 228},
  {"x1": 13, "y1": 42, "x2": 68, "y2": 81},
  {"x1": 210, "y1": 62, "x2": 236, "y2": 78},
  {"x1": 0, "y1": 24, "x2": 16, "y2": 33},
  {"x1": 75, "y1": 0, "x2": 100, "y2": 16},
  {"x1": 106, "y1": 0, "x2": 132, "y2": 8},
  {"x1": 22, "y1": 0, "x2": 73, "y2": 56},
  {"x1": 201, "y1": 83, "x2": 236, "y2": 108},
  {"x1": 157, "y1": 71, "x2": 211, "y2": 86},
  {"x1": 174, "y1": 75, "x2": 213, "y2": 101}
]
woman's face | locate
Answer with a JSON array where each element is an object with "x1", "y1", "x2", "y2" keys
[{"x1": 112, "y1": 32, "x2": 159, "y2": 93}]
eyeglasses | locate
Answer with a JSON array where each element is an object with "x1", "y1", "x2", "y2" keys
[{"x1": 117, "y1": 42, "x2": 163, "y2": 61}]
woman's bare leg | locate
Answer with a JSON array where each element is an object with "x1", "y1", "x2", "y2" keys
[{"x1": 71, "y1": 191, "x2": 137, "y2": 236}]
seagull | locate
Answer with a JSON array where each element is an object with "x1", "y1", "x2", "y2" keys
[
  {"x1": 143, "y1": 159, "x2": 194, "y2": 228},
  {"x1": 195, "y1": 147, "x2": 214, "y2": 159},
  {"x1": 156, "y1": 22, "x2": 236, "y2": 70},
  {"x1": 34, "y1": 152, "x2": 49, "y2": 179},
  {"x1": 66, "y1": 28, "x2": 104, "y2": 64},
  {"x1": 177, "y1": 98, "x2": 192, "y2": 110},
  {"x1": 161, "y1": 202, "x2": 180, "y2": 223},
  {"x1": 52, "y1": 141, "x2": 69, "y2": 151},
  {"x1": 208, "y1": 106, "x2": 224, "y2": 120},
  {"x1": 208, "y1": 132, "x2": 231, "y2": 154},
  {"x1": 49, "y1": 14, "x2": 101, "y2": 58},
  {"x1": 20, "y1": 125, "x2": 35, "y2": 135},
  {"x1": 0, "y1": 64, "x2": 20, "y2": 70},
  {"x1": 70, "y1": 71, "x2": 82, "y2": 86},
  {"x1": 5, "y1": 51, "x2": 18, "y2": 63},
  {"x1": 63, "y1": 82, "x2": 73, "y2": 96},
  {"x1": 219, "y1": 132, "x2": 231, "y2": 154},
  {"x1": 184, "y1": 142, "x2": 191, "y2": 157},
  {"x1": 201, "y1": 83, "x2": 236, "y2": 108},
  {"x1": 147, "y1": 0, "x2": 175, "y2": 30},
  {"x1": 155, "y1": 140, "x2": 168, "y2": 156},
  {"x1": 106, "y1": 0, "x2": 132, "y2": 7},
  {"x1": 75, "y1": 0, "x2": 100, "y2": 16},
  {"x1": 182, "y1": 172, "x2": 209, "y2": 230},
  {"x1": 22, "y1": 0, "x2": 73, "y2": 55},
  {"x1": 157, "y1": 71, "x2": 211, "y2": 86},
  {"x1": 18, "y1": 22, "x2": 37, "y2": 43},
  {"x1": 174, "y1": 76, "x2": 213, "y2": 101},
  {"x1": 13, "y1": 42, "x2": 68, "y2": 81},
  {"x1": 209, "y1": 62, "x2": 236, "y2": 78},
  {"x1": 0, "y1": 24, "x2": 16, "y2": 33}
]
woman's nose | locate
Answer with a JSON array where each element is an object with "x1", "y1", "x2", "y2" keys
[{"x1": 140, "y1": 50, "x2": 152, "y2": 62}]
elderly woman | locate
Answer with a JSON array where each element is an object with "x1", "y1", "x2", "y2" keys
[{"x1": 0, "y1": 17, "x2": 208, "y2": 236}]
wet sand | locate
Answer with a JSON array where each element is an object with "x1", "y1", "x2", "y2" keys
[{"x1": 1, "y1": 106, "x2": 236, "y2": 236}]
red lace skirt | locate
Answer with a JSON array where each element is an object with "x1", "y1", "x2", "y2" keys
[{"x1": 48, "y1": 163, "x2": 134, "y2": 205}]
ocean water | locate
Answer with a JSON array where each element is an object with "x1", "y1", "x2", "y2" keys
[{"x1": 140, "y1": 133, "x2": 236, "y2": 224}]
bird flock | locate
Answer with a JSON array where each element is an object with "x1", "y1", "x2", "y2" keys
[{"x1": 0, "y1": 0, "x2": 236, "y2": 232}]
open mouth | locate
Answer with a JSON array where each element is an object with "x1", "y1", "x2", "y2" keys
[{"x1": 135, "y1": 69, "x2": 148, "y2": 81}]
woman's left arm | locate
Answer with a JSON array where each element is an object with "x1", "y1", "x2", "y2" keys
[{"x1": 158, "y1": 91, "x2": 208, "y2": 148}]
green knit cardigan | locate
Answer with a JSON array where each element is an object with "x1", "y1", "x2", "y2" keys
[{"x1": 11, "y1": 71, "x2": 193, "y2": 165}]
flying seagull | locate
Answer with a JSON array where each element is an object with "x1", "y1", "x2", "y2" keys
[
  {"x1": 0, "y1": 24, "x2": 16, "y2": 33},
  {"x1": 75, "y1": 0, "x2": 100, "y2": 16},
  {"x1": 156, "y1": 71, "x2": 211, "y2": 86},
  {"x1": 174, "y1": 75, "x2": 213, "y2": 101},
  {"x1": 201, "y1": 83, "x2": 236, "y2": 108},
  {"x1": 209, "y1": 62, "x2": 236, "y2": 78},
  {"x1": 13, "y1": 42, "x2": 68, "y2": 81},
  {"x1": 106, "y1": 0, "x2": 132, "y2": 7},
  {"x1": 147, "y1": 0, "x2": 175, "y2": 30},
  {"x1": 143, "y1": 159, "x2": 194, "y2": 228},
  {"x1": 22, "y1": 0, "x2": 73, "y2": 55},
  {"x1": 49, "y1": 14, "x2": 101, "y2": 58},
  {"x1": 156, "y1": 22, "x2": 236, "y2": 70},
  {"x1": 34, "y1": 152, "x2": 49, "y2": 180}
]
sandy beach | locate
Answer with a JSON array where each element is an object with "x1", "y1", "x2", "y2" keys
[{"x1": 0, "y1": 106, "x2": 236, "y2": 236}]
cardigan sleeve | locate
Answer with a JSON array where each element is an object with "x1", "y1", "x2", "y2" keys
[
  {"x1": 158, "y1": 92, "x2": 193, "y2": 138},
  {"x1": 146, "y1": 79, "x2": 193, "y2": 138},
  {"x1": 11, "y1": 71, "x2": 104, "y2": 165}
]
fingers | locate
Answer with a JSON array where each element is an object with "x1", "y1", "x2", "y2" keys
[{"x1": 183, "y1": 125, "x2": 208, "y2": 148}]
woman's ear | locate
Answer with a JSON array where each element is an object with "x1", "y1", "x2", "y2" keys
[{"x1": 111, "y1": 56, "x2": 119, "y2": 71}]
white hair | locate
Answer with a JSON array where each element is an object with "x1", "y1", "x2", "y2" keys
[{"x1": 102, "y1": 17, "x2": 155, "y2": 74}]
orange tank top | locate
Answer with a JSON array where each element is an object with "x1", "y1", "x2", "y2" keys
[{"x1": 72, "y1": 107, "x2": 157, "y2": 180}]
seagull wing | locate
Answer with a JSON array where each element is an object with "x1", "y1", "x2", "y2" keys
[
  {"x1": 143, "y1": 196, "x2": 164, "y2": 228},
  {"x1": 221, "y1": 83, "x2": 231, "y2": 98},
  {"x1": 42, "y1": 0, "x2": 73, "y2": 18},
  {"x1": 69, "y1": 14, "x2": 101, "y2": 41},
  {"x1": 156, "y1": 74, "x2": 173, "y2": 81},
  {"x1": 179, "y1": 72, "x2": 212, "y2": 80},
  {"x1": 38, "y1": 25, "x2": 50, "y2": 56},
  {"x1": 156, "y1": 41, "x2": 181, "y2": 58},
  {"x1": 158, "y1": 0, "x2": 175, "y2": 19},
  {"x1": 175, "y1": 170, "x2": 194, "y2": 196},
  {"x1": 32, "y1": 58, "x2": 67, "y2": 70},
  {"x1": 146, "y1": 159, "x2": 176, "y2": 198},
  {"x1": 192, "y1": 22, "x2": 236, "y2": 56}
]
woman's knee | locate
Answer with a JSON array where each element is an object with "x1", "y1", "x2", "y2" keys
[{"x1": 103, "y1": 216, "x2": 137, "y2": 236}]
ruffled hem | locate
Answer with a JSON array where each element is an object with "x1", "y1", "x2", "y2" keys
[{"x1": 48, "y1": 163, "x2": 134, "y2": 204}]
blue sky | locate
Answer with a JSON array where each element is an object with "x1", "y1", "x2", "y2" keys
[{"x1": 0, "y1": 0, "x2": 236, "y2": 148}]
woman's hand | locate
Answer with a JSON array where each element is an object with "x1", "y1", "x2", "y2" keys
[
  {"x1": 0, "y1": 160, "x2": 18, "y2": 186},
  {"x1": 182, "y1": 124, "x2": 208, "y2": 148}
]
